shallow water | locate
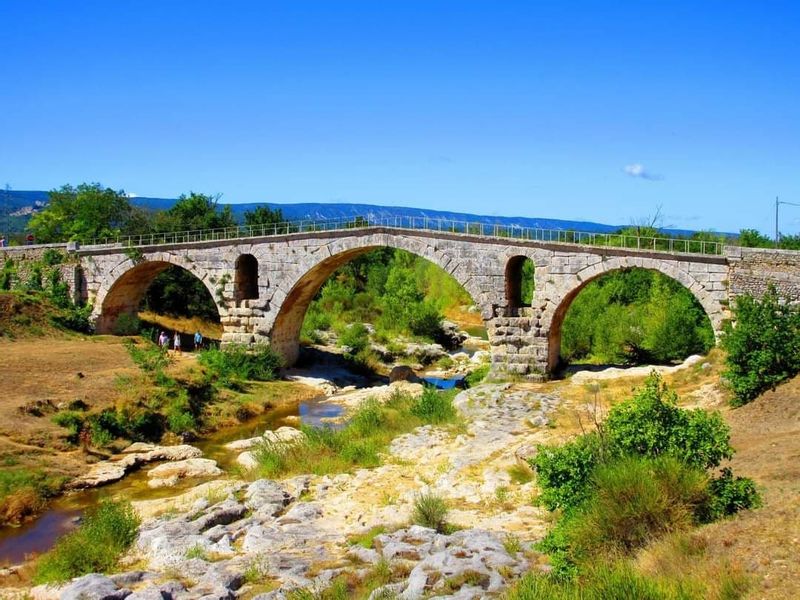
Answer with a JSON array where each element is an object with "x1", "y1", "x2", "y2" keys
[
  {"x1": 0, "y1": 395, "x2": 342, "y2": 566},
  {"x1": 422, "y1": 374, "x2": 466, "y2": 390}
]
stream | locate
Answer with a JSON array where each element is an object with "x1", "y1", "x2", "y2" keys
[
  {"x1": 0, "y1": 395, "x2": 342, "y2": 566},
  {"x1": 0, "y1": 332, "x2": 486, "y2": 569}
]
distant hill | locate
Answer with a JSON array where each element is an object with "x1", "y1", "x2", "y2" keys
[{"x1": 0, "y1": 189, "x2": 714, "y2": 238}]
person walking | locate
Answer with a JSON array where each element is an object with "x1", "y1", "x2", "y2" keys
[
  {"x1": 158, "y1": 331, "x2": 169, "y2": 349},
  {"x1": 0, "y1": 236, "x2": 6, "y2": 248},
  {"x1": 193, "y1": 330, "x2": 203, "y2": 351},
  {"x1": 173, "y1": 331, "x2": 182, "y2": 354}
]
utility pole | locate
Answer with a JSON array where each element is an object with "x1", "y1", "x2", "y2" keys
[{"x1": 775, "y1": 196, "x2": 800, "y2": 247}]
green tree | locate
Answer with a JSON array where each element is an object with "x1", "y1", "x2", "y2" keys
[
  {"x1": 152, "y1": 192, "x2": 236, "y2": 232},
  {"x1": 29, "y1": 183, "x2": 148, "y2": 243},
  {"x1": 722, "y1": 286, "x2": 800, "y2": 405},
  {"x1": 738, "y1": 228, "x2": 772, "y2": 248},
  {"x1": 244, "y1": 205, "x2": 284, "y2": 227}
]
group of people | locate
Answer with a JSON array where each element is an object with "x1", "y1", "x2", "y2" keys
[
  {"x1": 158, "y1": 330, "x2": 204, "y2": 354},
  {"x1": 0, "y1": 233, "x2": 36, "y2": 247}
]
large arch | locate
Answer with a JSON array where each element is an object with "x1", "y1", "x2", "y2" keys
[
  {"x1": 94, "y1": 258, "x2": 221, "y2": 335},
  {"x1": 267, "y1": 237, "x2": 483, "y2": 366},
  {"x1": 545, "y1": 257, "x2": 724, "y2": 372}
]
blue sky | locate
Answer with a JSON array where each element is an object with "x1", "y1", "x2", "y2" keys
[{"x1": 1, "y1": 1, "x2": 798, "y2": 233}]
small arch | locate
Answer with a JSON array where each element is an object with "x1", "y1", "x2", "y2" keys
[
  {"x1": 235, "y1": 254, "x2": 259, "y2": 304},
  {"x1": 505, "y1": 255, "x2": 535, "y2": 309}
]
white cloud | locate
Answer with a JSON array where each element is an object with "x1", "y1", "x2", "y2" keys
[{"x1": 624, "y1": 163, "x2": 663, "y2": 181}]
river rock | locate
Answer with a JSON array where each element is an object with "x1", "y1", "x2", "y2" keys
[
  {"x1": 389, "y1": 365, "x2": 421, "y2": 383},
  {"x1": 68, "y1": 445, "x2": 204, "y2": 489},
  {"x1": 244, "y1": 479, "x2": 294, "y2": 517},
  {"x1": 147, "y1": 458, "x2": 223, "y2": 488},
  {"x1": 224, "y1": 426, "x2": 305, "y2": 451},
  {"x1": 470, "y1": 350, "x2": 491, "y2": 364},
  {"x1": 59, "y1": 574, "x2": 131, "y2": 600},
  {"x1": 440, "y1": 320, "x2": 469, "y2": 349}
]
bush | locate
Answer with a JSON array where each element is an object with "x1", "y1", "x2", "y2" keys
[
  {"x1": 722, "y1": 286, "x2": 800, "y2": 405},
  {"x1": 339, "y1": 323, "x2": 370, "y2": 357},
  {"x1": 531, "y1": 433, "x2": 602, "y2": 511},
  {"x1": 530, "y1": 374, "x2": 757, "y2": 581},
  {"x1": 465, "y1": 364, "x2": 490, "y2": 388},
  {"x1": 704, "y1": 468, "x2": 761, "y2": 522},
  {"x1": 198, "y1": 344, "x2": 282, "y2": 387},
  {"x1": 410, "y1": 386, "x2": 457, "y2": 424},
  {"x1": 113, "y1": 313, "x2": 141, "y2": 335},
  {"x1": 34, "y1": 499, "x2": 140, "y2": 584},
  {"x1": 412, "y1": 491, "x2": 449, "y2": 532},
  {"x1": 52, "y1": 410, "x2": 85, "y2": 444},
  {"x1": 604, "y1": 373, "x2": 733, "y2": 470}
]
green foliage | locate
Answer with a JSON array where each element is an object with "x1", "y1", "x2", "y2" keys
[
  {"x1": 125, "y1": 338, "x2": 171, "y2": 374},
  {"x1": 722, "y1": 286, "x2": 800, "y2": 406},
  {"x1": 33, "y1": 499, "x2": 140, "y2": 584},
  {"x1": 604, "y1": 374, "x2": 733, "y2": 470},
  {"x1": 29, "y1": 183, "x2": 148, "y2": 243},
  {"x1": 141, "y1": 265, "x2": 220, "y2": 322},
  {"x1": 113, "y1": 313, "x2": 141, "y2": 336},
  {"x1": 51, "y1": 411, "x2": 85, "y2": 443},
  {"x1": 303, "y1": 247, "x2": 474, "y2": 348},
  {"x1": 561, "y1": 269, "x2": 714, "y2": 365},
  {"x1": 704, "y1": 468, "x2": 762, "y2": 521},
  {"x1": 530, "y1": 374, "x2": 758, "y2": 580},
  {"x1": 198, "y1": 344, "x2": 282, "y2": 387},
  {"x1": 465, "y1": 364, "x2": 490, "y2": 387},
  {"x1": 737, "y1": 228, "x2": 772, "y2": 248},
  {"x1": 244, "y1": 205, "x2": 286, "y2": 229},
  {"x1": 339, "y1": 323, "x2": 370, "y2": 357},
  {"x1": 563, "y1": 456, "x2": 709, "y2": 559},
  {"x1": 411, "y1": 386, "x2": 457, "y2": 424},
  {"x1": 531, "y1": 433, "x2": 602, "y2": 511},
  {"x1": 412, "y1": 490, "x2": 450, "y2": 532},
  {"x1": 152, "y1": 192, "x2": 236, "y2": 232}
]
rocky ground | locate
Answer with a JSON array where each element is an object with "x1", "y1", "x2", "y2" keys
[{"x1": 23, "y1": 380, "x2": 561, "y2": 600}]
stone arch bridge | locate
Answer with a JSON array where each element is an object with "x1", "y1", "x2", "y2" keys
[{"x1": 6, "y1": 222, "x2": 799, "y2": 376}]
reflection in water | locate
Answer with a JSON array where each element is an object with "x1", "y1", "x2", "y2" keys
[
  {"x1": 0, "y1": 395, "x2": 343, "y2": 566},
  {"x1": 0, "y1": 506, "x2": 81, "y2": 565}
]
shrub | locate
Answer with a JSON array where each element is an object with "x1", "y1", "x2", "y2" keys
[
  {"x1": 339, "y1": 323, "x2": 370, "y2": 357},
  {"x1": 604, "y1": 373, "x2": 733, "y2": 470},
  {"x1": 722, "y1": 286, "x2": 800, "y2": 405},
  {"x1": 412, "y1": 491, "x2": 449, "y2": 532},
  {"x1": 125, "y1": 338, "x2": 171, "y2": 374},
  {"x1": 410, "y1": 386, "x2": 457, "y2": 424},
  {"x1": 113, "y1": 313, "x2": 141, "y2": 335},
  {"x1": 530, "y1": 433, "x2": 602, "y2": 511},
  {"x1": 465, "y1": 364, "x2": 490, "y2": 388},
  {"x1": 52, "y1": 410, "x2": 85, "y2": 444},
  {"x1": 703, "y1": 468, "x2": 761, "y2": 522},
  {"x1": 198, "y1": 344, "x2": 282, "y2": 387},
  {"x1": 34, "y1": 499, "x2": 140, "y2": 584}
]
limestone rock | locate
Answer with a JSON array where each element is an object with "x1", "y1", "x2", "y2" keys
[
  {"x1": 147, "y1": 458, "x2": 222, "y2": 488},
  {"x1": 59, "y1": 574, "x2": 130, "y2": 600}
]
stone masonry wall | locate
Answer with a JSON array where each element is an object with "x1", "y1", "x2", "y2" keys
[{"x1": 726, "y1": 246, "x2": 800, "y2": 303}]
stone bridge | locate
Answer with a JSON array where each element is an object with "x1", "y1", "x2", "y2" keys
[{"x1": 7, "y1": 225, "x2": 800, "y2": 376}]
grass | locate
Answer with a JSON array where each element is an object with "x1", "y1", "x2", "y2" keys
[
  {"x1": 348, "y1": 525, "x2": 387, "y2": 549},
  {"x1": 198, "y1": 343, "x2": 283, "y2": 388},
  {"x1": 0, "y1": 469, "x2": 64, "y2": 525},
  {"x1": 33, "y1": 498, "x2": 140, "y2": 584},
  {"x1": 505, "y1": 539, "x2": 750, "y2": 600},
  {"x1": 411, "y1": 490, "x2": 449, "y2": 532},
  {"x1": 251, "y1": 389, "x2": 459, "y2": 478}
]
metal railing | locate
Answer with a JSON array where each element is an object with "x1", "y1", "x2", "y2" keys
[{"x1": 82, "y1": 215, "x2": 724, "y2": 255}]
